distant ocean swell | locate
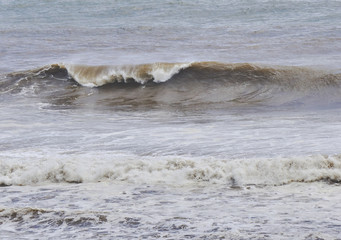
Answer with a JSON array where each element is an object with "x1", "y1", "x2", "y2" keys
[
  {"x1": 2, "y1": 62, "x2": 341, "y2": 108},
  {"x1": 1, "y1": 153, "x2": 340, "y2": 187}
]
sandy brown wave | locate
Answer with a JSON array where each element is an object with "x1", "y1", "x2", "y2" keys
[{"x1": 2, "y1": 62, "x2": 341, "y2": 109}]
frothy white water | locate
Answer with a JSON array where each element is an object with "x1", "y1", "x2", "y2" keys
[
  {"x1": 1, "y1": 150, "x2": 340, "y2": 187},
  {"x1": 1, "y1": 181, "x2": 340, "y2": 239}
]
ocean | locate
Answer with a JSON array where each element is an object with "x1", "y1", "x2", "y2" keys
[{"x1": 1, "y1": 0, "x2": 341, "y2": 239}]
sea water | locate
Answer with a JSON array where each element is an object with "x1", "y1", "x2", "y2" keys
[{"x1": 1, "y1": 0, "x2": 341, "y2": 239}]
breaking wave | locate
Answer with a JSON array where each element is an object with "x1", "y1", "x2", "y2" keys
[
  {"x1": 4, "y1": 61, "x2": 340, "y2": 87},
  {"x1": 2, "y1": 61, "x2": 341, "y2": 108},
  {"x1": 1, "y1": 152, "x2": 340, "y2": 187}
]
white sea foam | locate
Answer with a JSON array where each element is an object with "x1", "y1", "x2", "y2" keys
[{"x1": 1, "y1": 150, "x2": 340, "y2": 187}]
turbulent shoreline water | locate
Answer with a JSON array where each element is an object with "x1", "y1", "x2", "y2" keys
[
  {"x1": 1, "y1": 0, "x2": 341, "y2": 239},
  {"x1": 1, "y1": 150, "x2": 341, "y2": 187}
]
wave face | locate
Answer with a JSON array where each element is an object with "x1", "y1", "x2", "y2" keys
[{"x1": 2, "y1": 62, "x2": 341, "y2": 109}]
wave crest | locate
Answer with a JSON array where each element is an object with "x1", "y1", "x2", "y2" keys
[{"x1": 64, "y1": 62, "x2": 191, "y2": 87}]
